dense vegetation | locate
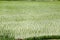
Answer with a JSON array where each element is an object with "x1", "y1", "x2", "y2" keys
[
  {"x1": 25, "y1": 35, "x2": 60, "y2": 40},
  {"x1": 0, "y1": 1, "x2": 60, "y2": 40},
  {"x1": 0, "y1": 30, "x2": 15, "y2": 40}
]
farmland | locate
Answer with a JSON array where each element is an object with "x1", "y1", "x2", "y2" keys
[{"x1": 0, "y1": 1, "x2": 60, "y2": 39}]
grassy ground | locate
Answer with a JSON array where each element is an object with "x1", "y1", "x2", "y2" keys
[{"x1": 0, "y1": 1, "x2": 60, "y2": 39}]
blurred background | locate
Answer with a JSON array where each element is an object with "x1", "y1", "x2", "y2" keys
[{"x1": 0, "y1": 0, "x2": 60, "y2": 1}]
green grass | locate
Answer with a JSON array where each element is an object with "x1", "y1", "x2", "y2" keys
[
  {"x1": 0, "y1": 1, "x2": 60, "y2": 39},
  {"x1": 24, "y1": 35, "x2": 60, "y2": 40}
]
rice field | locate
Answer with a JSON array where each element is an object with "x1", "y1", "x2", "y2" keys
[{"x1": 0, "y1": 1, "x2": 60, "y2": 39}]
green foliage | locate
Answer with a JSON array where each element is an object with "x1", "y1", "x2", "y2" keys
[
  {"x1": 0, "y1": 35, "x2": 15, "y2": 40},
  {"x1": 24, "y1": 35, "x2": 60, "y2": 40},
  {"x1": 0, "y1": 29, "x2": 15, "y2": 40}
]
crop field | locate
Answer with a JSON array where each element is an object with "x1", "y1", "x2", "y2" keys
[{"x1": 0, "y1": 1, "x2": 60, "y2": 39}]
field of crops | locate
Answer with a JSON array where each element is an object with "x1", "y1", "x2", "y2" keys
[{"x1": 0, "y1": 1, "x2": 60, "y2": 39}]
